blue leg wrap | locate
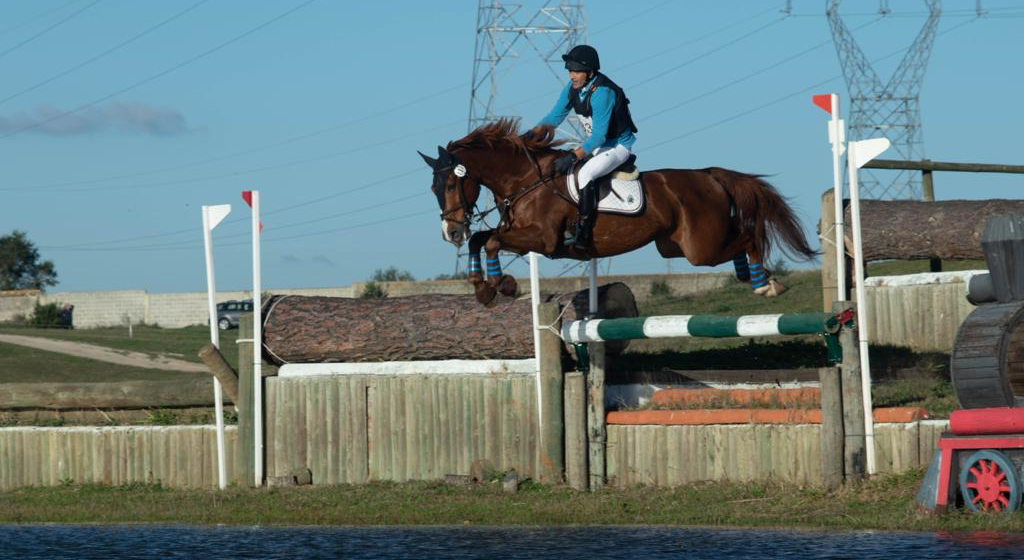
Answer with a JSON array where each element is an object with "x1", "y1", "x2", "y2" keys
[
  {"x1": 468, "y1": 254, "x2": 482, "y2": 276},
  {"x1": 486, "y1": 257, "x2": 502, "y2": 278},
  {"x1": 733, "y1": 255, "x2": 750, "y2": 281},
  {"x1": 749, "y1": 262, "x2": 767, "y2": 289}
]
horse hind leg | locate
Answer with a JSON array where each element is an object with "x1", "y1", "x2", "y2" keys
[
  {"x1": 732, "y1": 254, "x2": 751, "y2": 282},
  {"x1": 746, "y1": 256, "x2": 787, "y2": 298}
]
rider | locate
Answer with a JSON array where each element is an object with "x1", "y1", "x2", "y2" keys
[{"x1": 537, "y1": 44, "x2": 638, "y2": 250}]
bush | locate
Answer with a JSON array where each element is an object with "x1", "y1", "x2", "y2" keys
[
  {"x1": 770, "y1": 258, "x2": 791, "y2": 277},
  {"x1": 359, "y1": 280, "x2": 388, "y2": 299},
  {"x1": 30, "y1": 302, "x2": 69, "y2": 328},
  {"x1": 649, "y1": 279, "x2": 672, "y2": 298},
  {"x1": 434, "y1": 271, "x2": 469, "y2": 280}
]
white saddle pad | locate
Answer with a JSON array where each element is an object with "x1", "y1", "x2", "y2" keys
[{"x1": 566, "y1": 172, "x2": 644, "y2": 215}]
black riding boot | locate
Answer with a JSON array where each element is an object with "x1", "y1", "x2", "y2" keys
[{"x1": 569, "y1": 184, "x2": 598, "y2": 250}]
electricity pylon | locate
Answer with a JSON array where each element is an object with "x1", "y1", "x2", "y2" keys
[
  {"x1": 468, "y1": 1, "x2": 587, "y2": 141},
  {"x1": 827, "y1": 0, "x2": 941, "y2": 199}
]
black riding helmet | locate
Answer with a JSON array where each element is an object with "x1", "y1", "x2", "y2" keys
[{"x1": 562, "y1": 44, "x2": 600, "y2": 72}]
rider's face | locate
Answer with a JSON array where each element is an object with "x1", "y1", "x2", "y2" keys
[{"x1": 569, "y1": 70, "x2": 590, "y2": 89}]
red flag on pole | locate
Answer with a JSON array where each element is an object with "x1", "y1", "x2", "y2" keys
[
  {"x1": 812, "y1": 94, "x2": 833, "y2": 115},
  {"x1": 242, "y1": 191, "x2": 263, "y2": 232}
]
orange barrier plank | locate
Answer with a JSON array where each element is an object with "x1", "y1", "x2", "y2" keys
[
  {"x1": 650, "y1": 387, "x2": 821, "y2": 407},
  {"x1": 607, "y1": 407, "x2": 928, "y2": 425}
]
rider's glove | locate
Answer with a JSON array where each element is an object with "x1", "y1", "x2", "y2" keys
[{"x1": 554, "y1": 153, "x2": 577, "y2": 175}]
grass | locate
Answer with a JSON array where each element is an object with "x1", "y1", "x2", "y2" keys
[
  {"x1": 0, "y1": 341, "x2": 207, "y2": 383},
  {"x1": 1, "y1": 472, "x2": 1022, "y2": 531},
  {"x1": 0, "y1": 324, "x2": 239, "y2": 370}
]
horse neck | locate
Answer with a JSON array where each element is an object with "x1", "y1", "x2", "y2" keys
[{"x1": 458, "y1": 146, "x2": 534, "y2": 197}]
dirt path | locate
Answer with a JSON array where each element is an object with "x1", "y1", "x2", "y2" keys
[{"x1": 0, "y1": 334, "x2": 208, "y2": 373}]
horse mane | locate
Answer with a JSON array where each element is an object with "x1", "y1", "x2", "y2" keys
[{"x1": 448, "y1": 118, "x2": 566, "y2": 155}]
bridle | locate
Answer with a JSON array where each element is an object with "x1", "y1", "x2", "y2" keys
[{"x1": 430, "y1": 155, "x2": 476, "y2": 232}]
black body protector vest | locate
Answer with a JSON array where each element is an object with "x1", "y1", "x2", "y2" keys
[{"x1": 566, "y1": 73, "x2": 639, "y2": 143}]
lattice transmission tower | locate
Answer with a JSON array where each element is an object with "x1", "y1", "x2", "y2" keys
[
  {"x1": 468, "y1": 1, "x2": 587, "y2": 140},
  {"x1": 827, "y1": 0, "x2": 941, "y2": 199}
]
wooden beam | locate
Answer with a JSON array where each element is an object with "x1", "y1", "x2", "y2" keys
[
  {"x1": 0, "y1": 379, "x2": 228, "y2": 410},
  {"x1": 864, "y1": 159, "x2": 1024, "y2": 174},
  {"x1": 198, "y1": 343, "x2": 239, "y2": 407},
  {"x1": 537, "y1": 302, "x2": 564, "y2": 485}
]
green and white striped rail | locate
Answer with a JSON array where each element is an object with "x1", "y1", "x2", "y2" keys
[{"x1": 561, "y1": 312, "x2": 839, "y2": 343}]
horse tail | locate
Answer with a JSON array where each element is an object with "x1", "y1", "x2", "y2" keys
[{"x1": 709, "y1": 168, "x2": 819, "y2": 263}]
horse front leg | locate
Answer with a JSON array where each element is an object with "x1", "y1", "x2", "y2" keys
[
  {"x1": 467, "y1": 230, "x2": 503, "y2": 306},
  {"x1": 481, "y1": 225, "x2": 563, "y2": 301}
]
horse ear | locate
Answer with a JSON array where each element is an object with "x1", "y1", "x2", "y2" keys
[
  {"x1": 418, "y1": 150, "x2": 439, "y2": 169},
  {"x1": 437, "y1": 145, "x2": 452, "y2": 165}
]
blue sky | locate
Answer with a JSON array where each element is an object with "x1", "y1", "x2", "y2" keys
[{"x1": 1, "y1": 0, "x2": 1021, "y2": 293}]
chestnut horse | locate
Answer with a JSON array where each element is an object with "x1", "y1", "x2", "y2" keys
[{"x1": 419, "y1": 119, "x2": 817, "y2": 306}]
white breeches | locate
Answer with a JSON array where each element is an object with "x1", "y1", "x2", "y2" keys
[{"x1": 577, "y1": 144, "x2": 631, "y2": 190}]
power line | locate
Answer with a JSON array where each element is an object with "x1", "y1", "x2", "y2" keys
[
  {"x1": 12, "y1": 0, "x2": 677, "y2": 192},
  {"x1": 0, "y1": 0, "x2": 317, "y2": 140},
  {"x1": 44, "y1": 209, "x2": 435, "y2": 252},
  {"x1": 43, "y1": 190, "x2": 431, "y2": 250},
  {"x1": 0, "y1": 0, "x2": 212, "y2": 109},
  {"x1": 644, "y1": 15, "x2": 980, "y2": 152},
  {"x1": 628, "y1": 15, "x2": 788, "y2": 90},
  {"x1": 0, "y1": 118, "x2": 462, "y2": 193},
  {"x1": 31, "y1": 5, "x2": 816, "y2": 250},
  {"x1": 0, "y1": 0, "x2": 102, "y2": 62},
  {"x1": 640, "y1": 17, "x2": 882, "y2": 122},
  {"x1": 0, "y1": 0, "x2": 84, "y2": 39}
]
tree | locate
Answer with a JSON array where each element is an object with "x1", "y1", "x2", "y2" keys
[
  {"x1": 0, "y1": 230, "x2": 57, "y2": 291},
  {"x1": 371, "y1": 267, "x2": 415, "y2": 282},
  {"x1": 359, "y1": 267, "x2": 415, "y2": 299}
]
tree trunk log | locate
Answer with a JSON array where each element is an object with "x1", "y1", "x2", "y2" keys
[
  {"x1": 846, "y1": 199, "x2": 1024, "y2": 261},
  {"x1": 261, "y1": 283, "x2": 638, "y2": 364},
  {"x1": 198, "y1": 343, "x2": 240, "y2": 406}
]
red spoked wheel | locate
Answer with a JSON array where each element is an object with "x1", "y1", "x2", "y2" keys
[{"x1": 959, "y1": 450, "x2": 1022, "y2": 513}]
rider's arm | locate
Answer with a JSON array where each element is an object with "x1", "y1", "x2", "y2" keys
[
  {"x1": 579, "y1": 86, "x2": 614, "y2": 154},
  {"x1": 538, "y1": 82, "x2": 572, "y2": 128}
]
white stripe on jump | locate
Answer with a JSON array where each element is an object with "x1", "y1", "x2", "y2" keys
[
  {"x1": 561, "y1": 319, "x2": 604, "y2": 343},
  {"x1": 736, "y1": 314, "x2": 784, "y2": 337},
  {"x1": 642, "y1": 315, "x2": 693, "y2": 338}
]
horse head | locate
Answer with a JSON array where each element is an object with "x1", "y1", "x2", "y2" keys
[{"x1": 418, "y1": 145, "x2": 481, "y2": 248}]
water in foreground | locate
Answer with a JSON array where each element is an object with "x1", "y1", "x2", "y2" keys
[{"x1": 4, "y1": 525, "x2": 1024, "y2": 560}]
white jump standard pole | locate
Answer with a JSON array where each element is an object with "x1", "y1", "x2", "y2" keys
[
  {"x1": 846, "y1": 137, "x2": 890, "y2": 476},
  {"x1": 529, "y1": 252, "x2": 543, "y2": 430},
  {"x1": 250, "y1": 190, "x2": 264, "y2": 487},
  {"x1": 201, "y1": 204, "x2": 231, "y2": 490},
  {"x1": 813, "y1": 93, "x2": 847, "y2": 299}
]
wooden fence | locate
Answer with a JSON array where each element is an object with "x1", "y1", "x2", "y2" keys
[
  {"x1": 607, "y1": 420, "x2": 945, "y2": 487},
  {"x1": 264, "y1": 374, "x2": 539, "y2": 484},
  {"x1": 0, "y1": 426, "x2": 238, "y2": 490}
]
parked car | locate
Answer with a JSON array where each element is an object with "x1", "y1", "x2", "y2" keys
[{"x1": 216, "y1": 300, "x2": 253, "y2": 330}]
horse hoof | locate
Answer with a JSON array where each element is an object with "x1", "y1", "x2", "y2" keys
[
  {"x1": 497, "y1": 275, "x2": 518, "y2": 297},
  {"x1": 753, "y1": 278, "x2": 787, "y2": 298},
  {"x1": 475, "y1": 285, "x2": 498, "y2": 307}
]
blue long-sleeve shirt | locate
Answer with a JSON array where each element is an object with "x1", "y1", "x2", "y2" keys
[{"x1": 538, "y1": 78, "x2": 636, "y2": 153}]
